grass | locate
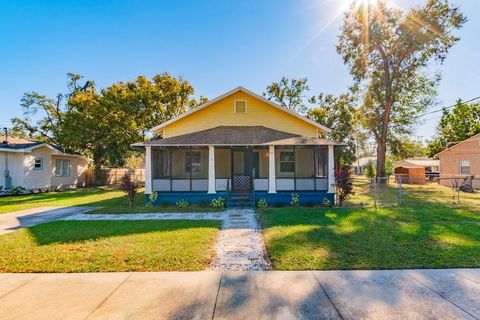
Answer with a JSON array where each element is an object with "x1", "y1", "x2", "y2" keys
[
  {"x1": 0, "y1": 187, "x2": 222, "y2": 214},
  {"x1": 0, "y1": 220, "x2": 220, "y2": 272},
  {"x1": 259, "y1": 177, "x2": 480, "y2": 270}
]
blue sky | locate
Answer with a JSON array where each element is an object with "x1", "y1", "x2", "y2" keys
[{"x1": 1, "y1": 0, "x2": 479, "y2": 140}]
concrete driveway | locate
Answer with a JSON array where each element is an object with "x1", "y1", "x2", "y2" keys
[
  {"x1": 0, "y1": 269, "x2": 478, "y2": 319},
  {"x1": 0, "y1": 206, "x2": 98, "y2": 235}
]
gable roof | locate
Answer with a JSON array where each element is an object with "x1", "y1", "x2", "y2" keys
[
  {"x1": 134, "y1": 126, "x2": 341, "y2": 147},
  {"x1": 394, "y1": 158, "x2": 440, "y2": 168},
  {"x1": 0, "y1": 135, "x2": 90, "y2": 160},
  {"x1": 436, "y1": 133, "x2": 480, "y2": 157},
  {"x1": 150, "y1": 86, "x2": 331, "y2": 134}
]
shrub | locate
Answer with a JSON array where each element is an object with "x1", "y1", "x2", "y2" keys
[
  {"x1": 210, "y1": 197, "x2": 225, "y2": 209},
  {"x1": 322, "y1": 198, "x2": 331, "y2": 207},
  {"x1": 0, "y1": 186, "x2": 3, "y2": 192},
  {"x1": 176, "y1": 199, "x2": 189, "y2": 208},
  {"x1": 335, "y1": 169, "x2": 353, "y2": 206},
  {"x1": 8, "y1": 186, "x2": 25, "y2": 196},
  {"x1": 120, "y1": 174, "x2": 138, "y2": 208},
  {"x1": 257, "y1": 198, "x2": 268, "y2": 208},
  {"x1": 145, "y1": 191, "x2": 158, "y2": 207},
  {"x1": 290, "y1": 193, "x2": 300, "y2": 207},
  {"x1": 364, "y1": 160, "x2": 376, "y2": 179}
]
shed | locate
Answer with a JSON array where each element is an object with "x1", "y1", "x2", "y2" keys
[{"x1": 394, "y1": 166, "x2": 426, "y2": 184}]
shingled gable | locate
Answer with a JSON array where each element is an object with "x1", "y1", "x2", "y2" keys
[
  {"x1": 134, "y1": 126, "x2": 341, "y2": 147},
  {"x1": 149, "y1": 86, "x2": 331, "y2": 134}
]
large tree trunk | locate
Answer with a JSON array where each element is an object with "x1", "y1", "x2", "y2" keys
[
  {"x1": 376, "y1": 138, "x2": 387, "y2": 180},
  {"x1": 92, "y1": 150, "x2": 104, "y2": 186}
]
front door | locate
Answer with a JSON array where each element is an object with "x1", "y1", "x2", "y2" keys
[{"x1": 232, "y1": 148, "x2": 252, "y2": 191}]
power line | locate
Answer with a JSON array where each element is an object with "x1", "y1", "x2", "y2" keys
[{"x1": 414, "y1": 96, "x2": 480, "y2": 119}]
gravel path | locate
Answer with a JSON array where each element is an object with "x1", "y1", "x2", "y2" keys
[
  {"x1": 209, "y1": 209, "x2": 271, "y2": 271},
  {"x1": 60, "y1": 209, "x2": 271, "y2": 271}
]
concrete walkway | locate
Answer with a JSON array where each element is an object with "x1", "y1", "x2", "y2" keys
[
  {"x1": 0, "y1": 269, "x2": 478, "y2": 319},
  {"x1": 0, "y1": 206, "x2": 98, "y2": 235}
]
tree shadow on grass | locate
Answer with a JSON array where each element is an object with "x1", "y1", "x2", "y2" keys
[{"x1": 25, "y1": 219, "x2": 220, "y2": 246}]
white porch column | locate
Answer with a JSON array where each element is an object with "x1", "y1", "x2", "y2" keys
[
  {"x1": 145, "y1": 146, "x2": 152, "y2": 194},
  {"x1": 208, "y1": 145, "x2": 216, "y2": 194},
  {"x1": 268, "y1": 145, "x2": 276, "y2": 193},
  {"x1": 328, "y1": 145, "x2": 335, "y2": 193}
]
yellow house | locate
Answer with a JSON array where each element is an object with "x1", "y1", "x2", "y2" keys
[{"x1": 134, "y1": 87, "x2": 341, "y2": 206}]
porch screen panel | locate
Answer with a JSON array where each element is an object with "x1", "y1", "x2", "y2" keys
[
  {"x1": 316, "y1": 146, "x2": 328, "y2": 178},
  {"x1": 215, "y1": 148, "x2": 231, "y2": 178},
  {"x1": 190, "y1": 148, "x2": 208, "y2": 179},
  {"x1": 294, "y1": 146, "x2": 315, "y2": 190},
  {"x1": 152, "y1": 149, "x2": 169, "y2": 179}
]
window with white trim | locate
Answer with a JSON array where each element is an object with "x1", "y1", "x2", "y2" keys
[
  {"x1": 33, "y1": 158, "x2": 43, "y2": 170},
  {"x1": 234, "y1": 100, "x2": 247, "y2": 113},
  {"x1": 56, "y1": 159, "x2": 71, "y2": 177},
  {"x1": 460, "y1": 160, "x2": 470, "y2": 174},
  {"x1": 185, "y1": 151, "x2": 201, "y2": 173},
  {"x1": 279, "y1": 151, "x2": 295, "y2": 173}
]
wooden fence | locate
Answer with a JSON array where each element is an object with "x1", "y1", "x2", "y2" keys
[{"x1": 84, "y1": 168, "x2": 145, "y2": 186}]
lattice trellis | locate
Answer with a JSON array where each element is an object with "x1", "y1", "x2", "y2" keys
[{"x1": 233, "y1": 175, "x2": 251, "y2": 190}]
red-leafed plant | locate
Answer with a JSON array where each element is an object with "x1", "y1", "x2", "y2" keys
[
  {"x1": 335, "y1": 169, "x2": 353, "y2": 206},
  {"x1": 120, "y1": 174, "x2": 138, "y2": 208}
]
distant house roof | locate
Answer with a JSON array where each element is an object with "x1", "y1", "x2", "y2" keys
[
  {"x1": 394, "y1": 158, "x2": 440, "y2": 169},
  {"x1": 0, "y1": 135, "x2": 89, "y2": 160},
  {"x1": 150, "y1": 86, "x2": 332, "y2": 134},
  {"x1": 133, "y1": 126, "x2": 342, "y2": 147},
  {"x1": 435, "y1": 133, "x2": 480, "y2": 156},
  {"x1": 353, "y1": 157, "x2": 376, "y2": 167}
]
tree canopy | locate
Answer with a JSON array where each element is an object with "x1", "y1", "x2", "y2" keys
[
  {"x1": 337, "y1": 0, "x2": 465, "y2": 177},
  {"x1": 12, "y1": 73, "x2": 205, "y2": 183},
  {"x1": 427, "y1": 100, "x2": 480, "y2": 156},
  {"x1": 263, "y1": 77, "x2": 310, "y2": 114}
]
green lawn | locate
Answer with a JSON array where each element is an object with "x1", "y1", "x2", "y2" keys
[
  {"x1": 0, "y1": 220, "x2": 219, "y2": 272},
  {"x1": 259, "y1": 179, "x2": 480, "y2": 270},
  {"x1": 0, "y1": 187, "x2": 222, "y2": 214}
]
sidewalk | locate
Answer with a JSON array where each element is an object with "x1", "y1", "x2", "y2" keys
[
  {"x1": 0, "y1": 206, "x2": 98, "y2": 235},
  {"x1": 0, "y1": 269, "x2": 478, "y2": 319}
]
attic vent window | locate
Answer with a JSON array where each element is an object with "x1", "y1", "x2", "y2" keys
[{"x1": 234, "y1": 100, "x2": 247, "y2": 113}]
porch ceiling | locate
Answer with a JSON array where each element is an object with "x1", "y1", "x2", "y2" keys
[{"x1": 133, "y1": 126, "x2": 342, "y2": 147}]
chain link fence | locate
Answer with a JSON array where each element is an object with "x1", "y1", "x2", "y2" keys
[{"x1": 348, "y1": 175, "x2": 480, "y2": 209}]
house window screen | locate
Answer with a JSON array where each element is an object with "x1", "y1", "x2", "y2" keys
[
  {"x1": 234, "y1": 100, "x2": 247, "y2": 113},
  {"x1": 56, "y1": 159, "x2": 70, "y2": 177},
  {"x1": 185, "y1": 151, "x2": 201, "y2": 173},
  {"x1": 460, "y1": 160, "x2": 470, "y2": 174},
  {"x1": 316, "y1": 146, "x2": 328, "y2": 177},
  {"x1": 280, "y1": 151, "x2": 295, "y2": 173}
]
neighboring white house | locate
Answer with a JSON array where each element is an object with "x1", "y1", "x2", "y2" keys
[
  {"x1": 0, "y1": 136, "x2": 90, "y2": 191},
  {"x1": 353, "y1": 157, "x2": 377, "y2": 175}
]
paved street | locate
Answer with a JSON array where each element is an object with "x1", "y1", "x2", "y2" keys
[{"x1": 0, "y1": 269, "x2": 478, "y2": 319}]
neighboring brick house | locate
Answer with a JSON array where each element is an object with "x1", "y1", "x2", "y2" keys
[{"x1": 437, "y1": 133, "x2": 480, "y2": 189}]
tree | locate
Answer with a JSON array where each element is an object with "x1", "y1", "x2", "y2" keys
[
  {"x1": 307, "y1": 93, "x2": 362, "y2": 168},
  {"x1": 337, "y1": 0, "x2": 465, "y2": 178},
  {"x1": 389, "y1": 136, "x2": 427, "y2": 159},
  {"x1": 120, "y1": 174, "x2": 138, "y2": 208},
  {"x1": 427, "y1": 100, "x2": 480, "y2": 156},
  {"x1": 335, "y1": 169, "x2": 353, "y2": 206},
  {"x1": 12, "y1": 73, "x2": 204, "y2": 184},
  {"x1": 263, "y1": 77, "x2": 310, "y2": 114}
]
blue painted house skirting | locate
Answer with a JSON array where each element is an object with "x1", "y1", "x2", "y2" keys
[{"x1": 145, "y1": 191, "x2": 334, "y2": 207}]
